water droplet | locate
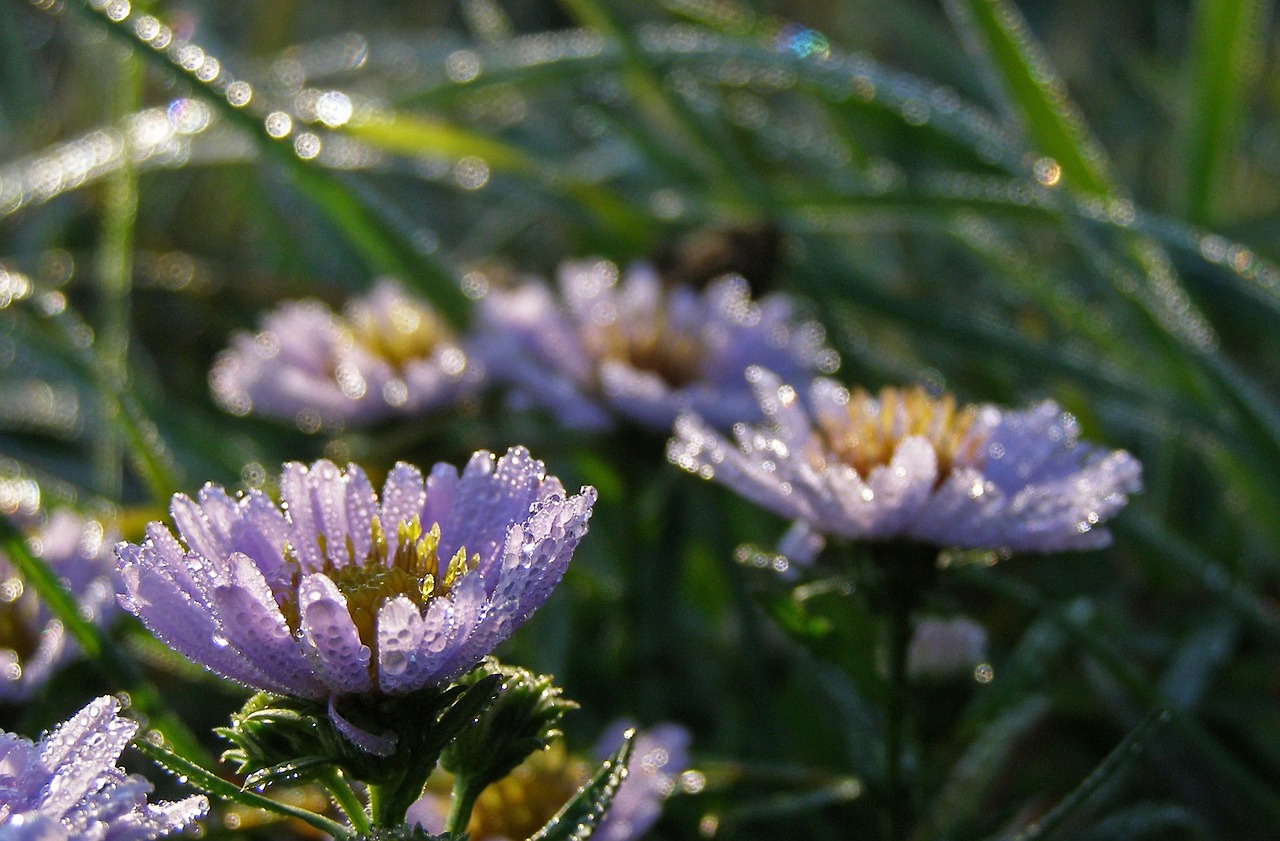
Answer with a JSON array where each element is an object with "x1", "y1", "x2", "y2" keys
[
  {"x1": 225, "y1": 80, "x2": 252, "y2": 107},
  {"x1": 294, "y1": 132, "x2": 322, "y2": 159},
  {"x1": 453, "y1": 155, "x2": 490, "y2": 189},
  {"x1": 973, "y1": 662, "x2": 994, "y2": 683},
  {"x1": 264, "y1": 111, "x2": 293, "y2": 139},
  {"x1": 316, "y1": 91, "x2": 353, "y2": 127},
  {"x1": 1033, "y1": 156, "x2": 1061, "y2": 186}
]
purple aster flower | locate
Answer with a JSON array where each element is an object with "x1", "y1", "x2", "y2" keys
[
  {"x1": 209, "y1": 279, "x2": 478, "y2": 430},
  {"x1": 115, "y1": 448, "x2": 594, "y2": 751},
  {"x1": 0, "y1": 508, "x2": 119, "y2": 703},
  {"x1": 407, "y1": 723, "x2": 690, "y2": 841},
  {"x1": 476, "y1": 259, "x2": 838, "y2": 431},
  {"x1": 668, "y1": 368, "x2": 1142, "y2": 553},
  {"x1": 0, "y1": 695, "x2": 207, "y2": 839}
]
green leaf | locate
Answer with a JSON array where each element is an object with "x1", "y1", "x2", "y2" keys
[
  {"x1": 1179, "y1": 0, "x2": 1271, "y2": 223},
  {"x1": 1074, "y1": 802, "x2": 1208, "y2": 840},
  {"x1": 528, "y1": 728, "x2": 636, "y2": 841},
  {"x1": 943, "y1": 0, "x2": 1113, "y2": 195},
  {"x1": 133, "y1": 735, "x2": 355, "y2": 840},
  {"x1": 928, "y1": 696, "x2": 1051, "y2": 835},
  {"x1": 1002, "y1": 709, "x2": 1169, "y2": 841}
]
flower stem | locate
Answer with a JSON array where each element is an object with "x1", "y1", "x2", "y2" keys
[
  {"x1": 870, "y1": 541, "x2": 938, "y2": 841},
  {"x1": 322, "y1": 768, "x2": 372, "y2": 836},
  {"x1": 884, "y1": 580, "x2": 912, "y2": 841},
  {"x1": 444, "y1": 774, "x2": 485, "y2": 836}
]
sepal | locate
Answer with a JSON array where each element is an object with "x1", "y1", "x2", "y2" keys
[{"x1": 442, "y1": 657, "x2": 579, "y2": 793}]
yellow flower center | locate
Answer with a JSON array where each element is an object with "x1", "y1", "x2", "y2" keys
[
  {"x1": 346, "y1": 295, "x2": 451, "y2": 371},
  {"x1": 467, "y1": 742, "x2": 588, "y2": 841},
  {"x1": 818, "y1": 386, "x2": 985, "y2": 482},
  {"x1": 594, "y1": 310, "x2": 705, "y2": 389},
  {"x1": 0, "y1": 577, "x2": 39, "y2": 663},
  {"x1": 280, "y1": 516, "x2": 477, "y2": 650}
]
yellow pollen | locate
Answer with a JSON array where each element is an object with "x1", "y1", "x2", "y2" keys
[
  {"x1": 819, "y1": 385, "x2": 985, "y2": 482},
  {"x1": 279, "y1": 516, "x2": 478, "y2": 651},
  {"x1": 345, "y1": 296, "x2": 451, "y2": 370}
]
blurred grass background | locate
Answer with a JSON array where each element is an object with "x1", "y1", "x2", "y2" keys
[{"x1": 2, "y1": 0, "x2": 1280, "y2": 838}]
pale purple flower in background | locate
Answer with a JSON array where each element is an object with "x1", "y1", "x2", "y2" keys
[
  {"x1": 669, "y1": 368, "x2": 1142, "y2": 553},
  {"x1": 593, "y1": 722, "x2": 690, "y2": 841},
  {"x1": 210, "y1": 279, "x2": 478, "y2": 431},
  {"x1": 906, "y1": 616, "x2": 988, "y2": 680},
  {"x1": 0, "y1": 498, "x2": 119, "y2": 703},
  {"x1": 116, "y1": 448, "x2": 594, "y2": 754},
  {"x1": 407, "y1": 722, "x2": 690, "y2": 841},
  {"x1": 476, "y1": 259, "x2": 838, "y2": 431},
  {"x1": 0, "y1": 695, "x2": 206, "y2": 840}
]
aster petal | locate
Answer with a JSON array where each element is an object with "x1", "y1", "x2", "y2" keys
[
  {"x1": 167, "y1": 493, "x2": 228, "y2": 571},
  {"x1": 302, "y1": 460, "x2": 354, "y2": 565},
  {"x1": 117, "y1": 559, "x2": 291, "y2": 694},
  {"x1": 1, "y1": 812, "x2": 67, "y2": 839},
  {"x1": 103, "y1": 794, "x2": 209, "y2": 841},
  {"x1": 375, "y1": 596, "x2": 426, "y2": 693},
  {"x1": 411, "y1": 591, "x2": 462, "y2": 684},
  {"x1": 428, "y1": 572, "x2": 489, "y2": 681},
  {"x1": 210, "y1": 553, "x2": 326, "y2": 699},
  {"x1": 298, "y1": 573, "x2": 372, "y2": 694},
  {"x1": 228, "y1": 490, "x2": 291, "y2": 587},
  {"x1": 343, "y1": 463, "x2": 378, "y2": 562},
  {"x1": 669, "y1": 412, "x2": 814, "y2": 523},
  {"x1": 328, "y1": 696, "x2": 396, "y2": 758},
  {"x1": 0, "y1": 698, "x2": 206, "y2": 840},
  {"x1": 280, "y1": 462, "x2": 324, "y2": 572},
  {"x1": 418, "y1": 462, "x2": 459, "y2": 538},
  {"x1": 36, "y1": 696, "x2": 135, "y2": 819},
  {"x1": 598, "y1": 360, "x2": 683, "y2": 429},
  {"x1": 438, "y1": 447, "x2": 551, "y2": 571},
  {"x1": 493, "y1": 489, "x2": 596, "y2": 621},
  {"x1": 858, "y1": 437, "x2": 938, "y2": 538},
  {"x1": 380, "y1": 464, "x2": 427, "y2": 557}
]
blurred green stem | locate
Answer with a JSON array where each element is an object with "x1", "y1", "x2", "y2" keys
[
  {"x1": 93, "y1": 28, "x2": 142, "y2": 499},
  {"x1": 322, "y1": 768, "x2": 372, "y2": 836},
  {"x1": 869, "y1": 542, "x2": 937, "y2": 841},
  {"x1": 444, "y1": 774, "x2": 485, "y2": 836}
]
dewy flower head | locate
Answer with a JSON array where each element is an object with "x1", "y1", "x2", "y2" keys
[
  {"x1": 408, "y1": 723, "x2": 689, "y2": 841},
  {"x1": 476, "y1": 260, "x2": 838, "y2": 431},
  {"x1": 0, "y1": 695, "x2": 207, "y2": 840},
  {"x1": 0, "y1": 506, "x2": 119, "y2": 703},
  {"x1": 669, "y1": 369, "x2": 1142, "y2": 553},
  {"x1": 210, "y1": 279, "x2": 477, "y2": 431},
  {"x1": 116, "y1": 448, "x2": 594, "y2": 733}
]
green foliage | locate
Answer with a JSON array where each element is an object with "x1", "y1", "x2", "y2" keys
[
  {"x1": 3, "y1": 0, "x2": 1280, "y2": 838},
  {"x1": 529, "y1": 728, "x2": 635, "y2": 841}
]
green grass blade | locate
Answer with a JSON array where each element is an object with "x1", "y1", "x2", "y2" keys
[
  {"x1": 60, "y1": 0, "x2": 471, "y2": 326},
  {"x1": 558, "y1": 0, "x2": 773, "y2": 208},
  {"x1": 528, "y1": 728, "x2": 635, "y2": 841},
  {"x1": 1179, "y1": 0, "x2": 1271, "y2": 223},
  {"x1": 347, "y1": 115, "x2": 656, "y2": 251},
  {"x1": 1004, "y1": 709, "x2": 1169, "y2": 841},
  {"x1": 0, "y1": 514, "x2": 101, "y2": 656},
  {"x1": 943, "y1": 0, "x2": 1113, "y2": 195},
  {"x1": 133, "y1": 737, "x2": 356, "y2": 840},
  {"x1": 92, "y1": 39, "x2": 142, "y2": 501}
]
